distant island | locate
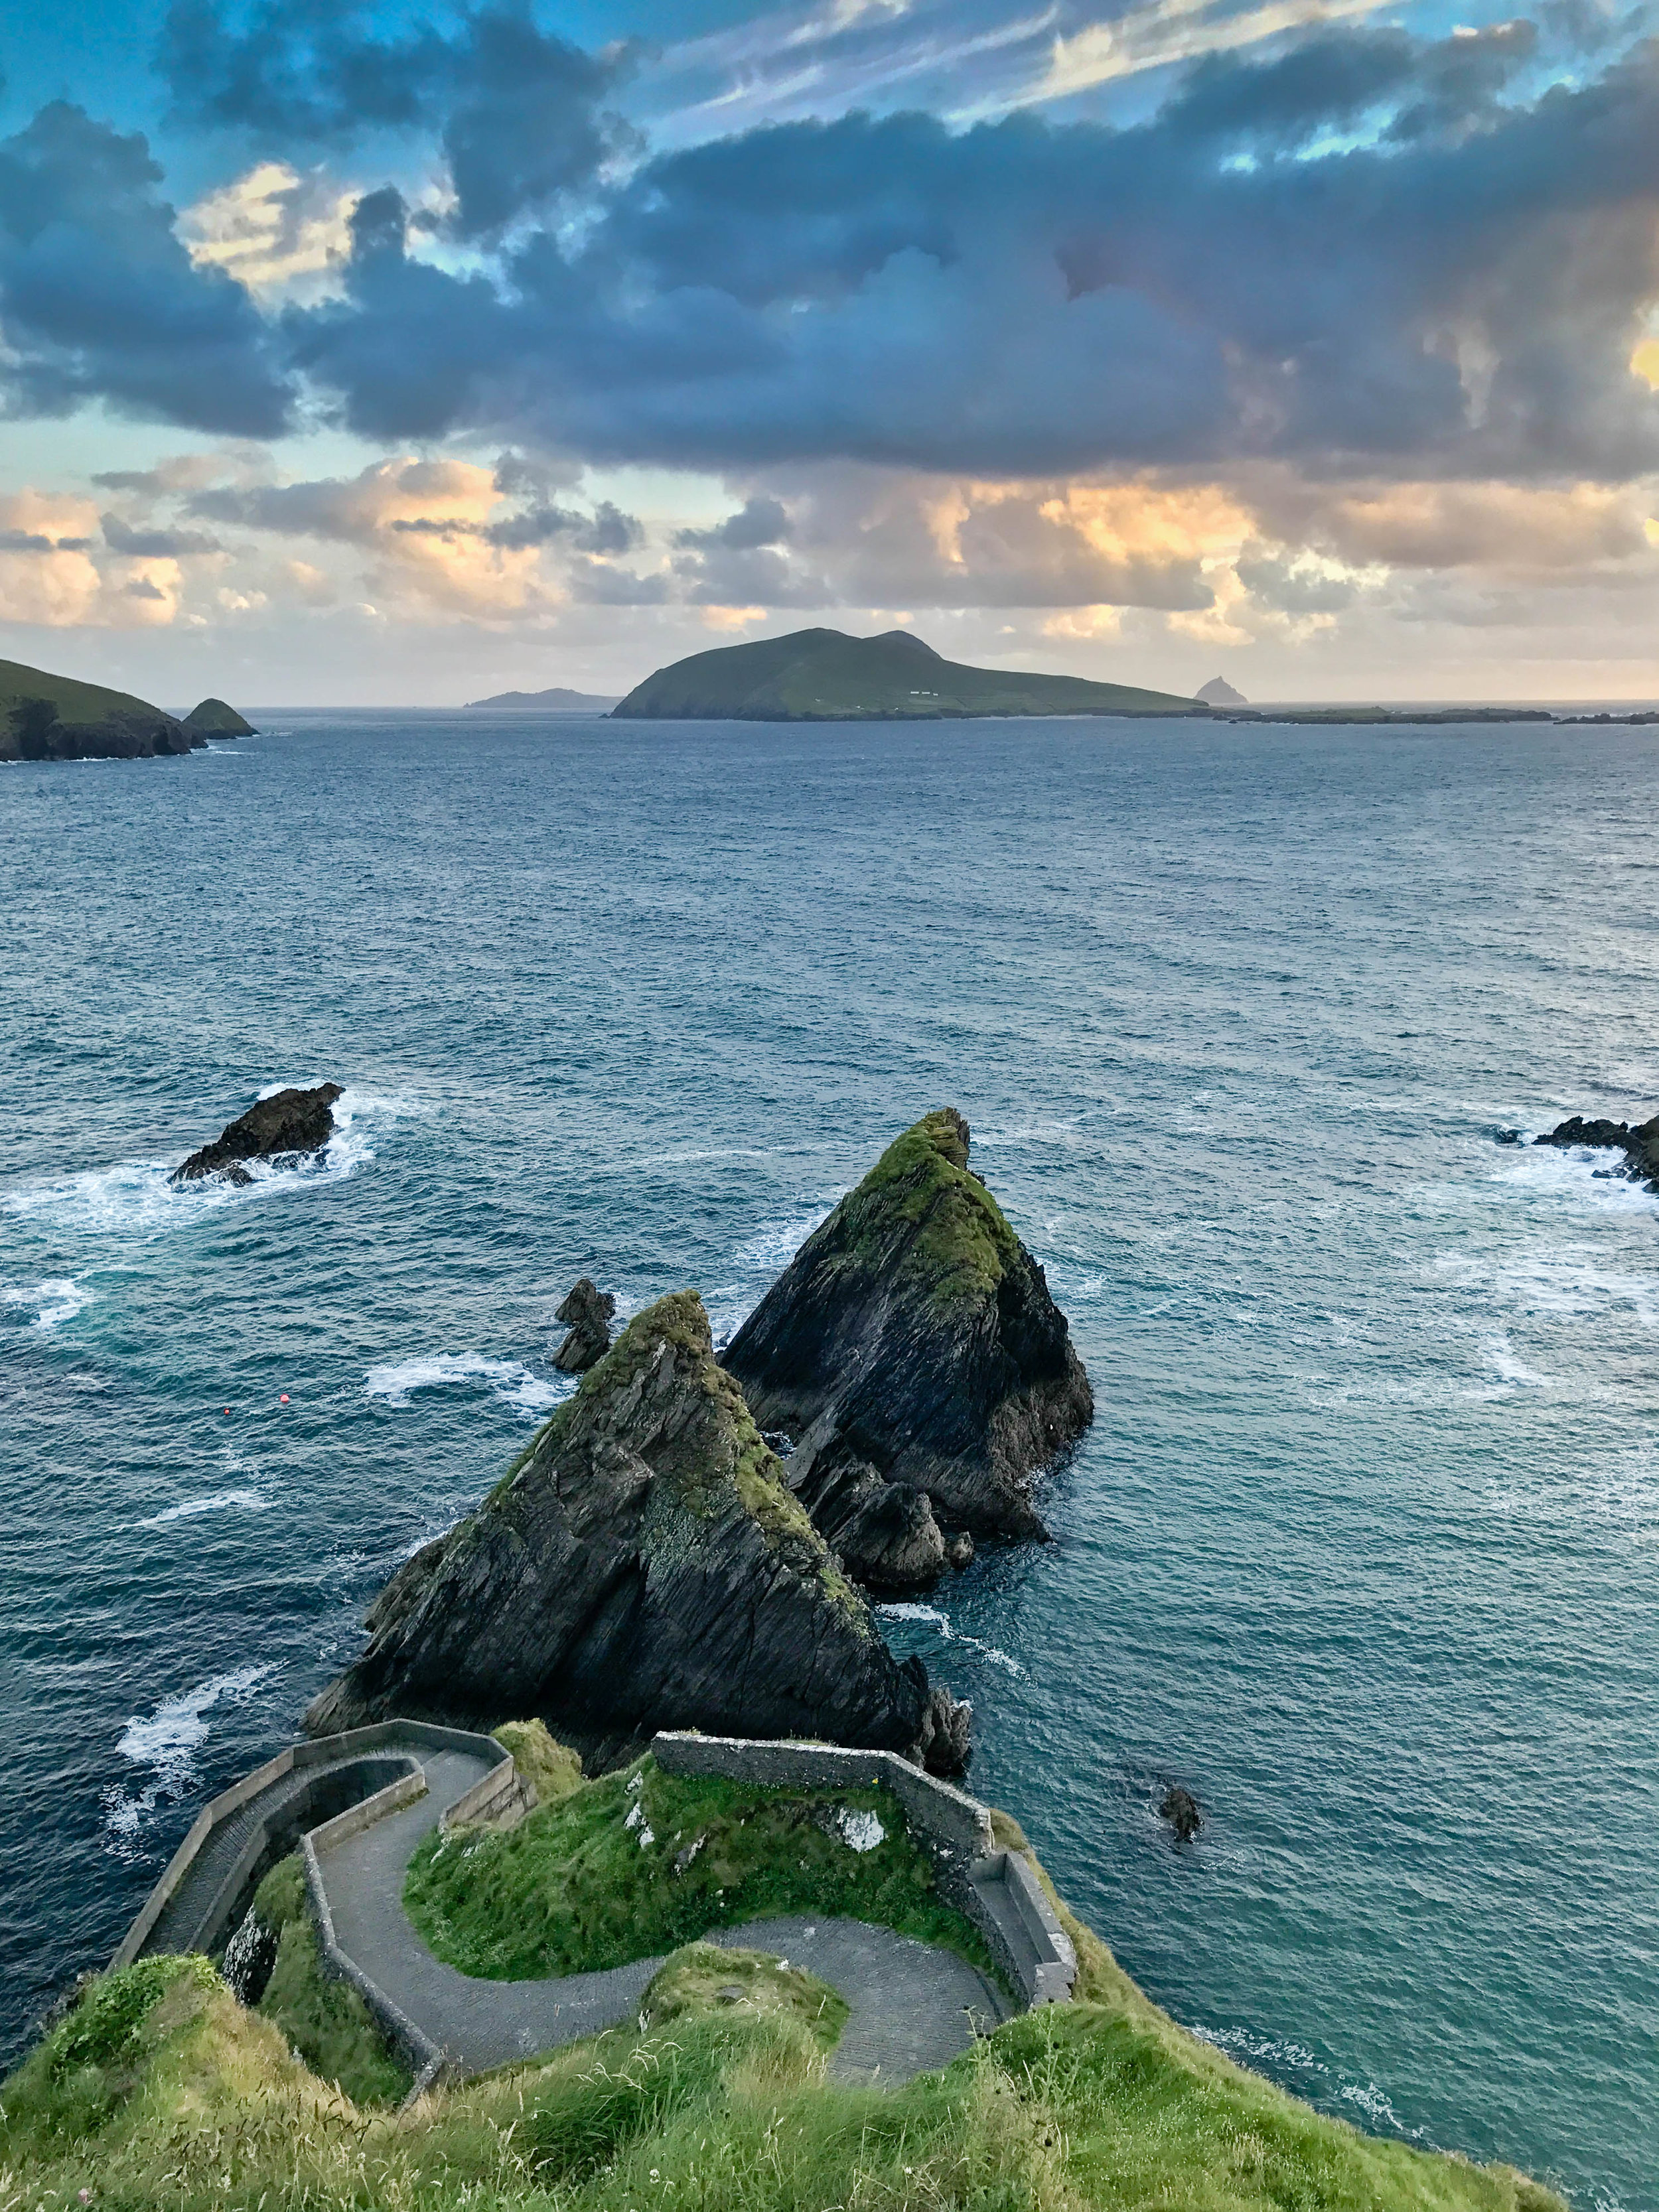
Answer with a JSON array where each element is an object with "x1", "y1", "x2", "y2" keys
[
  {"x1": 1197, "y1": 675, "x2": 1248, "y2": 706},
  {"x1": 0, "y1": 656, "x2": 253, "y2": 762},
  {"x1": 464, "y1": 686, "x2": 621, "y2": 713},
  {"x1": 609, "y1": 628, "x2": 1198, "y2": 721}
]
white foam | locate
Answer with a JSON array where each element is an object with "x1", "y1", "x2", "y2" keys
[
  {"x1": 104, "y1": 1663, "x2": 273, "y2": 1842},
  {"x1": 3, "y1": 1277, "x2": 93, "y2": 1328},
  {"x1": 136, "y1": 1489, "x2": 272, "y2": 1529},
  {"x1": 1, "y1": 1087, "x2": 421, "y2": 1240},
  {"x1": 875, "y1": 1601, "x2": 1024, "y2": 1675},
  {"x1": 734, "y1": 1206, "x2": 833, "y2": 1276},
  {"x1": 364, "y1": 1352, "x2": 571, "y2": 1416},
  {"x1": 1480, "y1": 1334, "x2": 1552, "y2": 1388},
  {"x1": 1491, "y1": 1140, "x2": 1659, "y2": 1221}
]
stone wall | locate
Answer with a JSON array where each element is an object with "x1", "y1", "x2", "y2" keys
[{"x1": 650, "y1": 1731, "x2": 1075, "y2": 2008}]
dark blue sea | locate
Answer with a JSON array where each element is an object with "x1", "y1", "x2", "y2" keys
[{"x1": 3, "y1": 711, "x2": 1654, "y2": 2207}]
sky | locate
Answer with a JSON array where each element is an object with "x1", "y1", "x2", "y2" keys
[{"x1": 2, "y1": 0, "x2": 1658, "y2": 705}]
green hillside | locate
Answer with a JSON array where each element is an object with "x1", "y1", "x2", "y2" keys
[
  {"x1": 0, "y1": 655, "x2": 166, "y2": 728},
  {"x1": 611, "y1": 627, "x2": 1197, "y2": 720},
  {"x1": 183, "y1": 696, "x2": 255, "y2": 734}
]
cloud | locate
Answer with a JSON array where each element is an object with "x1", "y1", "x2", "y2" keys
[
  {"x1": 180, "y1": 159, "x2": 354, "y2": 303},
  {"x1": 0, "y1": 490, "x2": 186, "y2": 627},
  {"x1": 0, "y1": 103, "x2": 290, "y2": 434},
  {"x1": 160, "y1": 1, "x2": 636, "y2": 240},
  {"x1": 102, "y1": 513, "x2": 224, "y2": 557},
  {"x1": 276, "y1": 30, "x2": 1659, "y2": 484},
  {"x1": 675, "y1": 495, "x2": 792, "y2": 549}
]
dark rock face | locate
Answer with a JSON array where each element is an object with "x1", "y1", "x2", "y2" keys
[
  {"x1": 553, "y1": 1277, "x2": 616, "y2": 1372},
  {"x1": 183, "y1": 697, "x2": 256, "y2": 737},
  {"x1": 1535, "y1": 1111, "x2": 1659, "y2": 1191},
  {"x1": 171, "y1": 1082, "x2": 344, "y2": 1187},
  {"x1": 304, "y1": 1292, "x2": 968, "y2": 1773},
  {"x1": 3, "y1": 701, "x2": 204, "y2": 762},
  {"x1": 723, "y1": 1108, "x2": 1093, "y2": 1551},
  {"x1": 1159, "y1": 1785, "x2": 1202, "y2": 1841}
]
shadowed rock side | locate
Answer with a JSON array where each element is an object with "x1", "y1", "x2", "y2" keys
[
  {"x1": 171, "y1": 1082, "x2": 343, "y2": 1186},
  {"x1": 723, "y1": 1109, "x2": 1092, "y2": 1568},
  {"x1": 305, "y1": 1292, "x2": 970, "y2": 1773},
  {"x1": 553, "y1": 1277, "x2": 616, "y2": 1372},
  {"x1": 1536, "y1": 1110, "x2": 1659, "y2": 1190}
]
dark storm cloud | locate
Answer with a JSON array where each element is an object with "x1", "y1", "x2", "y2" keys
[
  {"x1": 9, "y1": 21, "x2": 1659, "y2": 480},
  {"x1": 0, "y1": 527, "x2": 92, "y2": 552},
  {"x1": 0, "y1": 103, "x2": 289, "y2": 435},
  {"x1": 161, "y1": 0, "x2": 636, "y2": 239},
  {"x1": 282, "y1": 29, "x2": 1659, "y2": 478},
  {"x1": 392, "y1": 498, "x2": 642, "y2": 551}
]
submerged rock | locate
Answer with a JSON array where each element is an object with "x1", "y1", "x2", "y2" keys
[
  {"x1": 305, "y1": 1291, "x2": 968, "y2": 1773},
  {"x1": 1535, "y1": 1110, "x2": 1659, "y2": 1192},
  {"x1": 553, "y1": 1277, "x2": 616, "y2": 1372},
  {"x1": 1159, "y1": 1785, "x2": 1202, "y2": 1842},
  {"x1": 170, "y1": 1082, "x2": 343, "y2": 1186},
  {"x1": 723, "y1": 1108, "x2": 1092, "y2": 1549}
]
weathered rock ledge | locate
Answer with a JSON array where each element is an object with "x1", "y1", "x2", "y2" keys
[
  {"x1": 1534, "y1": 1110, "x2": 1659, "y2": 1192},
  {"x1": 723, "y1": 1108, "x2": 1092, "y2": 1582},
  {"x1": 171, "y1": 1082, "x2": 343, "y2": 1186},
  {"x1": 305, "y1": 1291, "x2": 971, "y2": 1773}
]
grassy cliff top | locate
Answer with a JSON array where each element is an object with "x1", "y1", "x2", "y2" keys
[
  {"x1": 611, "y1": 627, "x2": 1197, "y2": 721},
  {"x1": 2, "y1": 1801, "x2": 1563, "y2": 2212},
  {"x1": 826, "y1": 1107, "x2": 1022, "y2": 1306},
  {"x1": 0, "y1": 654, "x2": 167, "y2": 727},
  {"x1": 403, "y1": 1751, "x2": 995, "y2": 1983}
]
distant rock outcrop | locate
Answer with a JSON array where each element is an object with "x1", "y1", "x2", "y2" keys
[
  {"x1": 1535, "y1": 1111, "x2": 1659, "y2": 1190},
  {"x1": 305, "y1": 1292, "x2": 970, "y2": 1773},
  {"x1": 723, "y1": 1109, "x2": 1092, "y2": 1567},
  {"x1": 553, "y1": 1277, "x2": 616, "y2": 1372},
  {"x1": 171, "y1": 1082, "x2": 343, "y2": 1187},
  {"x1": 1159, "y1": 1785, "x2": 1203, "y2": 1841},
  {"x1": 1196, "y1": 675, "x2": 1248, "y2": 707},
  {"x1": 183, "y1": 698, "x2": 256, "y2": 736}
]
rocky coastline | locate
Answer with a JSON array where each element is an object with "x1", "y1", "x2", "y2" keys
[{"x1": 1534, "y1": 1109, "x2": 1659, "y2": 1190}]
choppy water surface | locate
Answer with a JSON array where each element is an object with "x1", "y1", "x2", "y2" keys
[{"x1": 3, "y1": 712, "x2": 1655, "y2": 2207}]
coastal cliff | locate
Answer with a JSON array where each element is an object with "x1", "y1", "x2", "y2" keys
[
  {"x1": 305, "y1": 1291, "x2": 968, "y2": 1770},
  {"x1": 1536, "y1": 1109, "x2": 1659, "y2": 1190},
  {"x1": 723, "y1": 1109, "x2": 1092, "y2": 1562},
  {"x1": 0, "y1": 656, "x2": 253, "y2": 760}
]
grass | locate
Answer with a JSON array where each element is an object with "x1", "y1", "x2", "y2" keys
[
  {"x1": 494, "y1": 1718, "x2": 585, "y2": 1806},
  {"x1": 0, "y1": 1926, "x2": 1562, "y2": 2212},
  {"x1": 0, "y1": 655, "x2": 165, "y2": 731},
  {"x1": 248, "y1": 1857, "x2": 412, "y2": 2107},
  {"x1": 403, "y1": 1753, "x2": 998, "y2": 1984},
  {"x1": 638, "y1": 1942, "x2": 849, "y2": 2049},
  {"x1": 829, "y1": 1109, "x2": 1023, "y2": 1310}
]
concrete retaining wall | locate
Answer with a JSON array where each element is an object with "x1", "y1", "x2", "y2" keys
[
  {"x1": 113, "y1": 1720, "x2": 512, "y2": 1972},
  {"x1": 650, "y1": 1732, "x2": 1075, "y2": 2009}
]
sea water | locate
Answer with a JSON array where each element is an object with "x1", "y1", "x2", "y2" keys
[{"x1": 1, "y1": 711, "x2": 1654, "y2": 2207}]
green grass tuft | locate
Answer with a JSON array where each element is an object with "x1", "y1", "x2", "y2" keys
[
  {"x1": 252, "y1": 1856, "x2": 412, "y2": 2106},
  {"x1": 404, "y1": 1754, "x2": 997, "y2": 1984},
  {"x1": 638, "y1": 1941, "x2": 849, "y2": 2049},
  {"x1": 493, "y1": 1717, "x2": 585, "y2": 1805}
]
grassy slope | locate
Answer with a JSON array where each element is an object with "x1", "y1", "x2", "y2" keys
[
  {"x1": 250, "y1": 1857, "x2": 411, "y2": 2106},
  {"x1": 828, "y1": 1107, "x2": 1022, "y2": 1308},
  {"x1": 0, "y1": 656, "x2": 165, "y2": 726},
  {"x1": 403, "y1": 1754, "x2": 999, "y2": 1984},
  {"x1": 613, "y1": 628, "x2": 1196, "y2": 719},
  {"x1": 0, "y1": 1921, "x2": 1561, "y2": 2212},
  {"x1": 182, "y1": 699, "x2": 254, "y2": 734}
]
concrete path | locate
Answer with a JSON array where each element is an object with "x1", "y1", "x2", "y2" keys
[{"x1": 315, "y1": 1752, "x2": 1007, "y2": 2083}]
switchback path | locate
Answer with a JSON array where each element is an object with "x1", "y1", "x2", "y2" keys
[{"x1": 314, "y1": 1748, "x2": 1008, "y2": 2083}]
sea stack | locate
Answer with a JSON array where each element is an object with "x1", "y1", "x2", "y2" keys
[
  {"x1": 305, "y1": 1291, "x2": 970, "y2": 1773},
  {"x1": 171, "y1": 1082, "x2": 344, "y2": 1186},
  {"x1": 723, "y1": 1108, "x2": 1092, "y2": 1574},
  {"x1": 553, "y1": 1277, "x2": 616, "y2": 1371}
]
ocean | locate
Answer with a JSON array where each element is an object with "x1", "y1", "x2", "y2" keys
[{"x1": 2, "y1": 709, "x2": 1654, "y2": 2208}]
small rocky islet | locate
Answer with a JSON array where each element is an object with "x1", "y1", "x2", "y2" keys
[
  {"x1": 305, "y1": 1108, "x2": 1092, "y2": 1777},
  {"x1": 1530, "y1": 1107, "x2": 1659, "y2": 1191},
  {"x1": 170, "y1": 1081, "x2": 343, "y2": 1186}
]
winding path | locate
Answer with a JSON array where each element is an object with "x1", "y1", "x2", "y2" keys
[{"x1": 312, "y1": 1747, "x2": 1007, "y2": 2083}]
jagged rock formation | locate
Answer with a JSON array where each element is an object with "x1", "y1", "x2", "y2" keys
[
  {"x1": 723, "y1": 1109, "x2": 1092, "y2": 1570},
  {"x1": 1535, "y1": 1111, "x2": 1659, "y2": 1190},
  {"x1": 171, "y1": 1082, "x2": 344, "y2": 1186},
  {"x1": 1159, "y1": 1785, "x2": 1202, "y2": 1841},
  {"x1": 1196, "y1": 675, "x2": 1247, "y2": 707},
  {"x1": 553, "y1": 1277, "x2": 616, "y2": 1372},
  {"x1": 305, "y1": 1292, "x2": 971, "y2": 1773}
]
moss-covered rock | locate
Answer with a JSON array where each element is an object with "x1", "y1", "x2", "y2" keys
[
  {"x1": 725, "y1": 1109, "x2": 1093, "y2": 1550},
  {"x1": 305, "y1": 1292, "x2": 960, "y2": 1767}
]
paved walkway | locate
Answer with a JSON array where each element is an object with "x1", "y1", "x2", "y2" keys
[{"x1": 315, "y1": 1751, "x2": 1007, "y2": 2083}]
